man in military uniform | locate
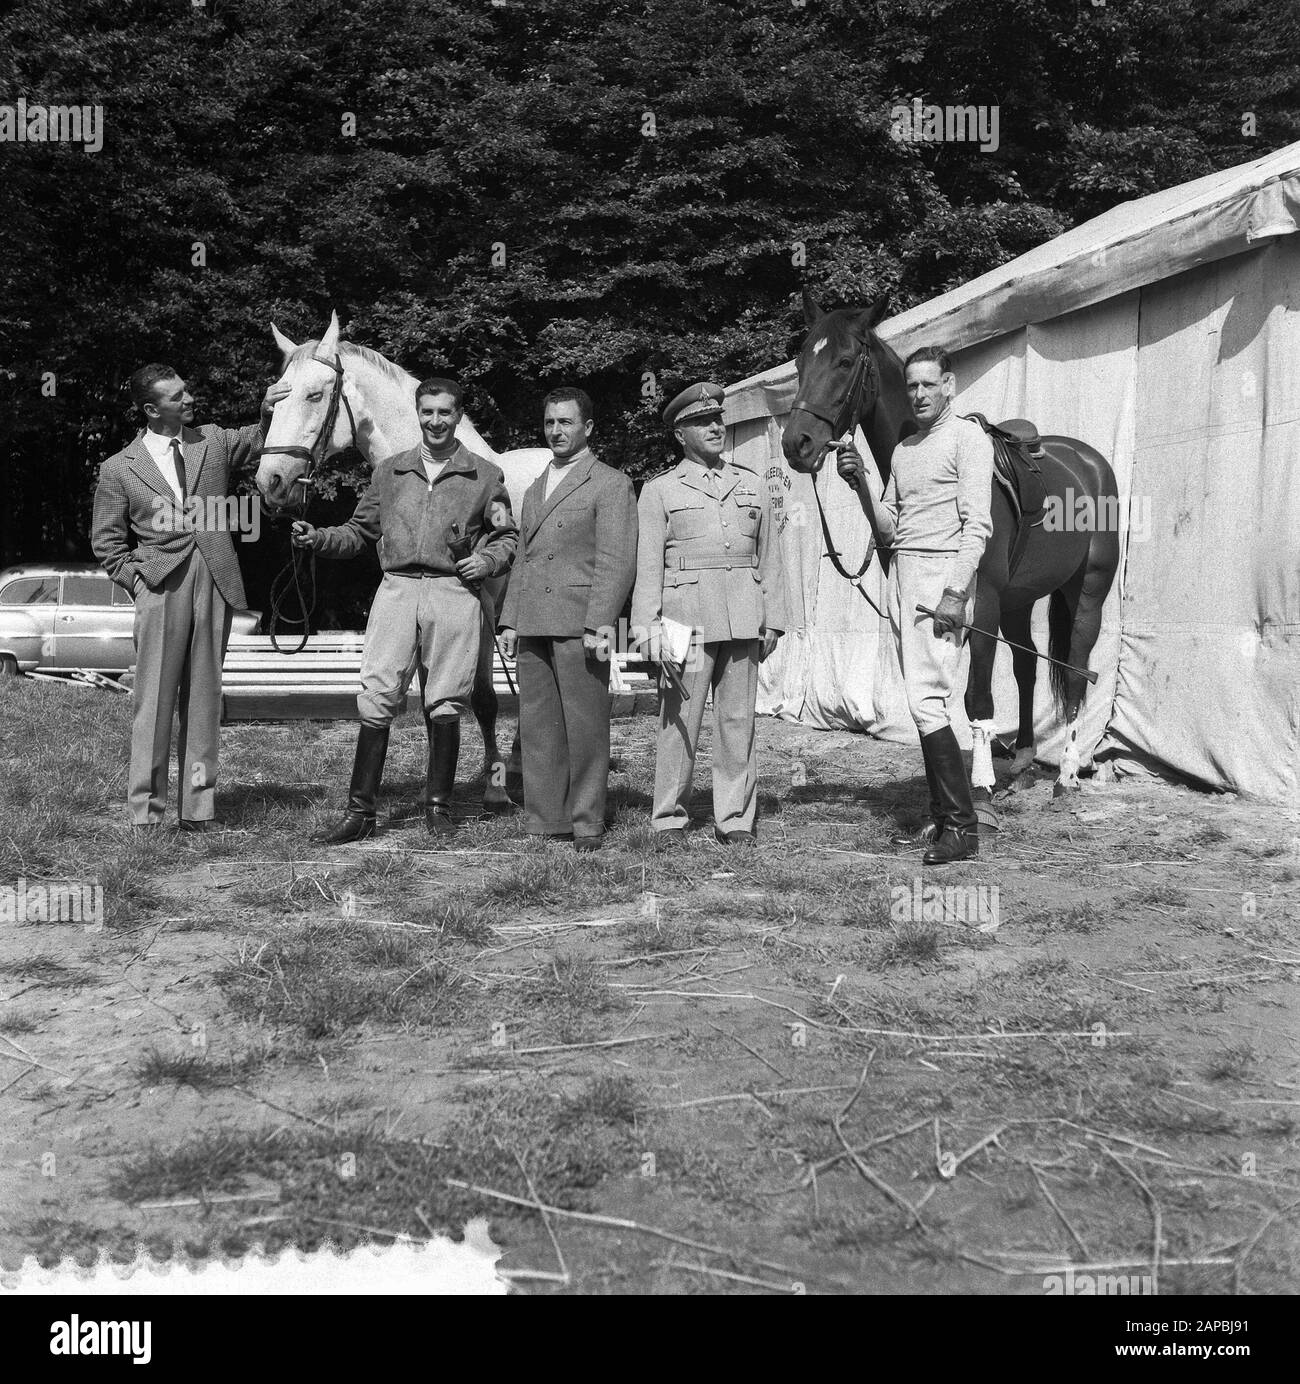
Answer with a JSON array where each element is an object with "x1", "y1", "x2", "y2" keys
[
  {"x1": 292, "y1": 378, "x2": 517, "y2": 843},
  {"x1": 835, "y1": 346, "x2": 993, "y2": 864},
  {"x1": 499, "y1": 388, "x2": 638, "y2": 851},
  {"x1": 633, "y1": 382, "x2": 788, "y2": 849}
]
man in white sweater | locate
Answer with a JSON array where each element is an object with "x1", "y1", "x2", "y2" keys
[{"x1": 836, "y1": 346, "x2": 994, "y2": 864}]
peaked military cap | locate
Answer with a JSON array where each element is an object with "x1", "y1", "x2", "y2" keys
[{"x1": 663, "y1": 381, "x2": 725, "y2": 429}]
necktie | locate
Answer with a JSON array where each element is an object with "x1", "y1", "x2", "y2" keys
[{"x1": 170, "y1": 439, "x2": 188, "y2": 500}]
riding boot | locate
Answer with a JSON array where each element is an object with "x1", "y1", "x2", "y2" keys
[
  {"x1": 315, "y1": 724, "x2": 389, "y2": 844},
  {"x1": 892, "y1": 734, "x2": 945, "y2": 846},
  {"x1": 425, "y1": 716, "x2": 460, "y2": 838},
  {"x1": 922, "y1": 726, "x2": 980, "y2": 865}
]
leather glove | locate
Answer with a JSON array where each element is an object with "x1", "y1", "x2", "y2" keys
[{"x1": 931, "y1": 589, "x2": 967, "y2": 639}]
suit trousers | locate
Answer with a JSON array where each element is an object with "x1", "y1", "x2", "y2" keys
[
  {"x1": 129, "y1": 548, "x2": 231, "y2": 824},
  {"x1": 517, "y1": 636, "x2": 611, "y2": 838},
  {"x1": 653, "y1": 639, "x2": 760, "y2": 835},
  {"x1": 358, "y1": 572, "x2": 479, "y2": 726},
  {"x1": 886, "y1": 553, "x2": 976, "y2": 735}
]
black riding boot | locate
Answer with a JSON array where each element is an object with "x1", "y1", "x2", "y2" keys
[
  {"x1": 892, "y1": 733, "x2": 945, "y2": 846},
  {"x1": 315, "y1": 724, "x2": 389, "y2": 844},
  {"x1": 425, "y1": 716, "x2": 460, "y2": 838},
  {"x1": 922, "y1": 726, "x2": 980, "y2": 865}
]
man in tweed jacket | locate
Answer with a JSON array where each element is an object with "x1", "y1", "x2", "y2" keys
[
  {"x1": 499, "y1": 389, "x2": 638, "y2": 850},
  {"x1": 92, "y1": 364, "x2": 285, "y2": 829}
]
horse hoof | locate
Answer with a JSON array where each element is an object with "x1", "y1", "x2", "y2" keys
[{"x1": 1010, "y1": 748, "x2": 1036, "y2": 778}]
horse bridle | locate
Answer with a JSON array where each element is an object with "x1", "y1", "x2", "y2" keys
[
  {"x1": 259, "y1": 351, "x2": 357, "y2": 501},
  {"x1": 788, "y1": 339, "x2": 881, "y2": 586},
  {"x1": 788, "y1": 341, "x2": 877, "y2": 473},
  {"x1": 260, "y1": 351, "x2": 357, "y2": 653}
]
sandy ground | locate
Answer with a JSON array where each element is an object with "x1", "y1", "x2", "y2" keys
[{"x1": 1, "y1": 706, "x2": 1297, "y2": 1293}]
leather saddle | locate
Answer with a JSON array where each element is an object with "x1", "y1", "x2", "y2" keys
[{"x1": 963, "y1": 413, "x2": 1048, "y2": 578}]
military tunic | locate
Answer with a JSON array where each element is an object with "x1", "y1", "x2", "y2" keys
[{"x1": 632, "y1": 457, "x2": 788, "y2": 836}]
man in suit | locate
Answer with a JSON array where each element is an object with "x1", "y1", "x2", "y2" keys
[
  {"x1": 92, "y1": 363, "x2": 287, "y2": 829},
  {"x1": 499, "y1": 388, "x2": 638, "y2": 851},
  {"x1": 292, "y1": 378, "x2": 517, "y2": 843},
  {"x1": 632, "y1": 382, "x2": 788, "y2": 850}
]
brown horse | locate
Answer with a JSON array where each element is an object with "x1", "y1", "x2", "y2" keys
[{"x1": 781, "y1": 292, "x2": 1120, "y2": 812}]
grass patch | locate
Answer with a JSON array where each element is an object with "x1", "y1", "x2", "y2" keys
[
  {"x1": 1130, "y1": 885, "x2": 1188, "y2": 909},
  {"x1": 216, "y1": 921, "x2": 471, "y2": 1039},
  {"x1": 0, "y1": 1008, "x2": 41, "y2": 1034},
  {"x1": 104, "y1": 1081, "x2": 641, "y2": 1252},
  {"x1": 479, "y1": 853, "x2": 637, "y2": 911},
  {"x1": 0, "y1": 954, "x2": 98, "y2": 988},
  {"x1": 878, "y1": 918, "x2": 942, "y2": 966},
  {"x1": 529, "y1": 954, "x2": 623, "y2": 1043},
  {"x1": 1203, "y1": 1042, "x2": 1255, "y2": 1082},
  {"x1": 1024, "y1": 901, "x2": 1110, "y2": 934}
]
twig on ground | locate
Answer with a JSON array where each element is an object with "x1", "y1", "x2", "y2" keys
[
  {"x1": 830, "y1": 1061, "x2": 924, "y2": 1229},
  {"x1": 514, "y1": 1033, "x2": 671, "y2": 1056},
  {"x1": 649, "y1": 1259, "x2": 804, "y2": 1293},
  {"x1": 1233, "y1": 1196, "x2": 1300, "y2": 1294},
  {"x1": 511, "y1": 1149, "x2": 570, "y2": 1287},
  {"x1": 1028, "y1": 1160, "x2": 1091, "y2": 1260},
  {"x1": 0, "y1": 1034, "x2": 114, "y2": 1095},
  {"x1": 445, "y1": 1178, "x2": 803, "y2": 1276},
  {"x1": 230, "y1": 1085, "x2": 335, "y2": 1133},
  {"x1": 705, "y1": 1023, "x2": 790, "y2": 1081}
]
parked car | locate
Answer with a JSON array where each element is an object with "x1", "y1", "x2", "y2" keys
[{"x1": 0, "y1": 563, "x2": 260, "y2": 676}]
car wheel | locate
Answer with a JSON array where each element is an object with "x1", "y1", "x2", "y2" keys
[{"x1": 0, "y1": 654, "x2": 18, "y2": 678}]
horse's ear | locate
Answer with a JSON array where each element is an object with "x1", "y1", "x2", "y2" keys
[
  {"x1": 318, "y1": 310, "x2": 342, "y2": 359},
  {"x1": 271, "y1": 323, "x2": 298, "y2": 359},
  {"x1": 855, "y1": 294, "x2": 891, "y2": 333},
  {"x1": 801, "y1": 288, "x2": 824, "y2": 326}
]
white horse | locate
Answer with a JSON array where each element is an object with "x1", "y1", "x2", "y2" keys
[{"x1": 255, "y1": 311, "x2": 551, "y2": 805}]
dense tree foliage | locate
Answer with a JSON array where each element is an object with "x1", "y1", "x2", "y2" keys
[{"x1": 1, "y1": 0, "x2": 1296, "y2": 614}]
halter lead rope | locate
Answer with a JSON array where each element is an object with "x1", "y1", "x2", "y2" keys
[
  {"x1": 788, "y1": 343, "x2": 879, "y2": 584},
  {"x1": 261, "y1": 353, "x2": 356, "y2": 654}
]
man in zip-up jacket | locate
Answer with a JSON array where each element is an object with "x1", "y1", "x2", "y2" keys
[{"x1": 292, "y1": 378, "x2": 517, "y2": 842}]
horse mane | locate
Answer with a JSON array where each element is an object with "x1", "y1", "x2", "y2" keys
[{"x1": 287, "y1": 339, "x2": 418, "y2": 392}]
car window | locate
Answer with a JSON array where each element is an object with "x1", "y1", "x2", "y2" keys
[
  {"x1": 0, "y1": 576, "x2": 59, "y2": 605},
  {"x1": 60, "y1": 575, "x2": 116, "y2": 606},
  {"x1": 111, "y1": 584, "x2": 135, "y2": 607}
]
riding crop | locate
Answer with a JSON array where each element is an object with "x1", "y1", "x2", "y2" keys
[{"x1": 915, "y1": 605, "x2": 1098, "y2": 684}]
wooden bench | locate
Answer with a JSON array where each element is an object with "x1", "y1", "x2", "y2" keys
[{"x1": 221, "y1": 634, "x2": 656, "y2": 722}]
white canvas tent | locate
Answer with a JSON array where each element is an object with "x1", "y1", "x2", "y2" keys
[{"x1": 725, "y1": 140, "x2": 1300, "y2": 804}]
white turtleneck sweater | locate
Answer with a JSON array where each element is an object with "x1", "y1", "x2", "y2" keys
[{"x1": 877, "y1": 407, "x2": 995, "y2": 593}]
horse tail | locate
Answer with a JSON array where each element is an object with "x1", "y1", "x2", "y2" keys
[{"x1": 1047, "y1": 590, "x2": 1073, "y2": 715}]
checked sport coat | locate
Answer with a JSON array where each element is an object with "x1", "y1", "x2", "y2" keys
[{"x1": 91, "y1": 422, "x2": 262, "y2": 609}]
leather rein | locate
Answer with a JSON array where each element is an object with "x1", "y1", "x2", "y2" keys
[
  {"x1": 261, "y1": 352, "x2": 358, "y2": 654},
  {"x1": 788, "y1": 343, "x2": 879, "y2": 585}
]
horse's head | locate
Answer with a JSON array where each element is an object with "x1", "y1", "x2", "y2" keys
[
  {"x1": 256, "y1": 311, "x2": 354, "y2": 511},
  {"x1": 781, "y1": 291, "x2": 890, "y2": 474}
]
